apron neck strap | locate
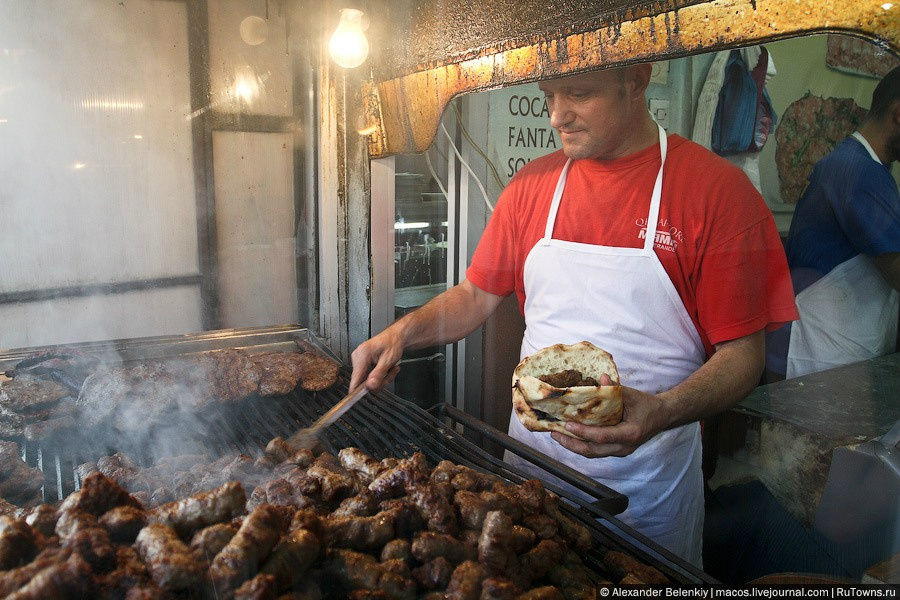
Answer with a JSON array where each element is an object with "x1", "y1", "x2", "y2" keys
[
  {"x1": 643, "y1": 123, "x2": 668, "y2": 252},
  {"x1": 543, "y1": 123, "x2": 668, "y2": 247},
  {"x1": 851, "y1": 132, "x2": 883, "y2": 165},
  {"x1": 543, "y1": 159, "x2": 573, "y2": 241}
]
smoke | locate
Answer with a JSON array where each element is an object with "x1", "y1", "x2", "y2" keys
[{"x1": 74, "y1": 352, "x2": 250, "y2": 466}]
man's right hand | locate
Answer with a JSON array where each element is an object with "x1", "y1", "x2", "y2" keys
[
  {"x1": 349, "y1": 327, "x2": 405, "y2": 391},
  {"x1": 349, "y1": 279, "x2": 503, "y2": 392}
]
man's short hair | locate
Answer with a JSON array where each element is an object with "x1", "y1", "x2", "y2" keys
[{"x1": 869, "y1": 65, "x2": 900, "y2": 120}]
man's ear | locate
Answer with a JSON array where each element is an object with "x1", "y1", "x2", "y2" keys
[{"x1": 626, "y1": 63, "x2": 653, "y2": 100}]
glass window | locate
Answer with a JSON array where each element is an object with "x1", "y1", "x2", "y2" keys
[{"x1": 0, "y1": 0, "x2": 314, "y2": 350}]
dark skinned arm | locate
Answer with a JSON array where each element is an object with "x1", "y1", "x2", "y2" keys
[{"x1": 873, "y1": 252, "x2": 900, "y2": 291}]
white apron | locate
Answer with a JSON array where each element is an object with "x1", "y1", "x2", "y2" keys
[
  {"x1": 786, "y1": 133, "x2": 900, "y2": 379},
  {"x1": 786, "y1": 254, "x2": 899, "y2": 379},
  {"x1": 506, "y1": 124, "x2": 707, "y2": 566}
]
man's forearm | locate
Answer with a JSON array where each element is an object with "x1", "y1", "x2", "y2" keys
[
  {"x1": 350, "y1": 279, "x2": 502, "y2": 390},
  {"x1": 553, "y1": 330, "x2": 766, "y2": 458},
  {"x1": 657, "y1": 330, "x2": 765, "y2": 430},
  {"x1": 874, "y1": 253, "x2": 900, "y2": 291},
  {"x1": 392, "y1": 279, "x2": 503, "y2": 351}
]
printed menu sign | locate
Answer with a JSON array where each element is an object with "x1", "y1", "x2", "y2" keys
[{"x1": 488, "y1": 83, "x2": 560, "y2": 183}]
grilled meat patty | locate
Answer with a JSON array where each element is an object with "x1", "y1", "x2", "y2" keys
[
  {"x1": 252, "y1": 352, "x2": 306, "y2": 396},
  {"x1": 0, "y1": 441, "x2": 43, "y2": 505},
  {"x1": 0, "y1": 379, "x2": 70, "y2": 414},
  {"x1": 2, "y1": 347, "x2": 338, "y2": 444},
  {"x1": 294, "y1": 352, "x2": 340, "y2": 392},
  {"x1": 201, "y1": 350, "x2": 261, "y2": 404},
  {"x1": 71, "y1": 350, "x2": 335, "y2": 435},
  {"x1": 537, "y1": 369, "x2": 599, "y2": 388}
]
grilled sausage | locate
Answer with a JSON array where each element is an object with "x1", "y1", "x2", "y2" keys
[
  {"x1": 135, "y1": 523, "x2": 204, "y2": 591},
  {"x1": 210, "y1": 504, "x2": 292, "y2": 593},
  {"x1": 149, "y1": 480, "x2": 246, "y2": 537}
]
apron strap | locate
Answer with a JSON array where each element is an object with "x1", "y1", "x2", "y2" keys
[
  {"x1": 851, "y1": 132, "x2": 883, "y2": 165},
  {"x1": 544, "y1": 122, "x2": 667, "y2": 249},
  {"x1": 543, "y1": 159, "x2": 573, "y2": 243},
  {"x1": 643, "y1": 122, "x2": 668, "y2": 253}
]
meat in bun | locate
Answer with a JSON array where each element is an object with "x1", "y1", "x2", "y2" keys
[{"x1": 512, "y1": 341, "x2": 623, "y2": 438}]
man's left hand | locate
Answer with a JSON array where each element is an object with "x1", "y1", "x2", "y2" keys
[
  {"x1": 551, "y1": 330, "x2": 766, "y2": 459},
  {"x1": 550, "y1": 386, "x2": 669, "y2": 458}
]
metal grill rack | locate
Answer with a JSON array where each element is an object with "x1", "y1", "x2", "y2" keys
[
  {"x1": 5, "y1": 327, "x2": 716, "y2": 584},
  {"x1": 17, "y1": 377, "x2": 712, "y2": 585}
]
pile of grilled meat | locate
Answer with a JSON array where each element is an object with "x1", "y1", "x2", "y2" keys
[
  {"x1": 0, "y1": 438, "x2": 668, "y2": 599},
  {"x1": 0, "y1": 349, "x2": 339, "y2": 441}
]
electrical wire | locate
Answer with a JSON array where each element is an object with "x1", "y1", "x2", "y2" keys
[
  {"x1": 429, "y1": 128, "x2": 450, "y2": 167},
  {"x1": 424, "y1": 149, "x2": 449, "y2": 201},
  {"x1": 450, "y1": 102, "x2": 507, "y2": 191},
  {"x1": 441, "y1": 122, "x2": 495, "y2": 213}
]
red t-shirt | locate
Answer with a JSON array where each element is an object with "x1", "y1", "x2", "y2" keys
[{"x1": 466, "y1": 135, "x2": 798, "y2": 357}]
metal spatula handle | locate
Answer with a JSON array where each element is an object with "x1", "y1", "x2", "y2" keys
[{"x1": 288, "y1": 383, "x2": 368, "y2": 448}]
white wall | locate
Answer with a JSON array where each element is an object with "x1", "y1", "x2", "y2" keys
[
  {"x1": 213, "y1": 131, "x2": 297, "y2": 328},
  {"x1": 0, "y1": 0, "x2": 306, "y2": 351},
  {"x1": 0, "y1": 0, "x2": 201, "y2": 350}
]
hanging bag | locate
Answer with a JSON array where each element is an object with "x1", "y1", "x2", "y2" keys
[{"x1": 711, "y1": 48, "x2": 777, "y2": 155}]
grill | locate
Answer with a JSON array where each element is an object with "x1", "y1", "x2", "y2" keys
[{"x1": 3, "y1": 326, "x2": 715, "y2": 585}]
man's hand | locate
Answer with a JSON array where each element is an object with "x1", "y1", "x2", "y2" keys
[
  {"x1": 349, "y1": 279, "x2": 504, "y2": 392},
  {"x1": 349, "y1": 328, "x2": 404, "y2": 391},
  {"x1": 550, "y1": 330, "x2": 765, "y2": 459},
  {"x1": 550, "y1": 386, "x2": 668, "y2": 458}
]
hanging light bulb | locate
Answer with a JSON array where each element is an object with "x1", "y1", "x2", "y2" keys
[
  {"x1": 240, "y1": 15, "x2": 268, "y2": 46},
  {"x1": 328, "y1": 8, "x2": 369, "y2": 69}
]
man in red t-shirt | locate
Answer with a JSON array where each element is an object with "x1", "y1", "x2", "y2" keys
[{"x1": 350, "y1": 64, "x2": 797, "y2": 566}]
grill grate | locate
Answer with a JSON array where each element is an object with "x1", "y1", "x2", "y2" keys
[{"x1": 16, "y1": 372, "x2": 715, "y2": 585}]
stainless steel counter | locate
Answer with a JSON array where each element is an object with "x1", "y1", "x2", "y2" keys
[
  {"x1": 709, "y1": 353, "x2": 900, "y2": 528},
  {"x1": 737, "y1": 353, "x2": 900, "y2": 442},
  {"x1": 0, "y1": 325, "x2": 338, "y2": 372}
]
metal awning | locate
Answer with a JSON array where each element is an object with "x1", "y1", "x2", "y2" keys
[{"x1": 359, "y1": 0, "x2": 899, "y2": 157}]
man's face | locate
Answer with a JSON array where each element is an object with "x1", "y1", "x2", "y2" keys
[{"x1": 538, "y1": 69, "x2": 637, "y2": 161}]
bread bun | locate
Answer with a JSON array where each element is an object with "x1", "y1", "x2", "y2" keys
[{"x1": 512, "y1": 341, "x2": 623, "y2": 438}]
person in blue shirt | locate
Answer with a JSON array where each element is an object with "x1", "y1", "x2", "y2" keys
[{"x1": 767, "y1": 65, "x2": 900, "y2": 380}]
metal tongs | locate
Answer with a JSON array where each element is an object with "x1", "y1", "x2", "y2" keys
[
  {"x1": 286, "y1": 355, "x2": 443, "y2": 449},
  {"x1": 287, "y1": 383, "x2": 369, "y2": 449}
]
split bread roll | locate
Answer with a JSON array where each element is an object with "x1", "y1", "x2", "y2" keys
[{"x1": 512, "y1": 341, "x2": 623, "y2": 439}]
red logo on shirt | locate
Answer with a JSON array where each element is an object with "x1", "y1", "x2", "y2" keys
[{"x1": 636, "y1": 218, "x2": 683, "y2": 253}]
